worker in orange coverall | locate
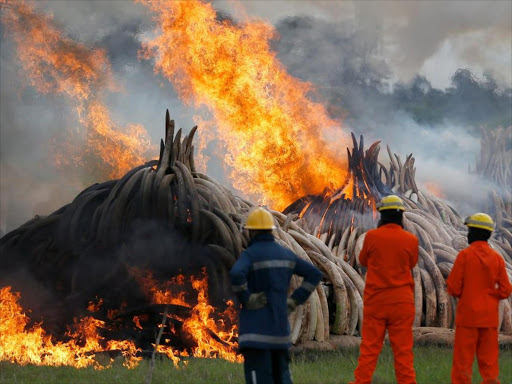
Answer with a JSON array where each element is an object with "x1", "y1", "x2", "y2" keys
[
  {"x1": 447, "y1": 213, "x2": 512, "y2": 384},
  {"x1": 350, "y1": 195, "x2": 418, "y2": 384}
]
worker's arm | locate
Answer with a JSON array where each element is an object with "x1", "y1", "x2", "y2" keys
[
  {"x1": 446, "y1": 251, "x2": 465, "y2": 298},
  {"x1": 495, "y1": 257, "x2": 512, "y2": 300},
  {"x1": 229, "y1": 251, "x2": 252, "y2": 305},
  {"x1": 410, "y1": 237, "x2": 419, "y2": 269},
  {"x1": 290, "y1": 257, "x2": 322, "y2": 305},
  {"x1": 359, "y1": 235, "x2": 371, "y2": 267}
]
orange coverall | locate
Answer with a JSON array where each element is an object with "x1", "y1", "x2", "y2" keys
[
  {"x1": 350, "y1": 223, "x2": 419, "y2": 384},
  {"x1": 446, "y1": 241, "x2": 512, "y2": 384}
]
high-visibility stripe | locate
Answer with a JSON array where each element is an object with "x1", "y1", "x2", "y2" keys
[
  {"x1": 252, "y1": 260, "x2": 296, "y2": 271},
  {"x1": 378, "y1": 201, "x2": 404, "y2": 210},
  {"x1": 465, "y1": 218, "x2": 493, "y2": 230},
  {"x1": 232, "y1": 282, "x2": 248, "y2": 292},
  {"x1": 238, "y1": 333, "x2": 291, "y2": 344},
  {"x1": 251, "y1": 370, "x2": 257, "y2": 384},
  {"x1": 299, "y1": 281, "x2": 317, "y2": 293}
]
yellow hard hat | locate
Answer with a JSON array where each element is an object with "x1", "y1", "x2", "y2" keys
[
  {"x1": 464, "y1": 213, "x2": 494, "y2": 232},
  {"x1": 244, "y1": 207, "x2": 276, "y2": 230},
  {"x1": 377, "y1": 195, "x2": 405, "y2": 211}
]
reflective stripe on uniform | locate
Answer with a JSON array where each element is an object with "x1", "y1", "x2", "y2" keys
[
  {"x1": 252, "y1": 260, "x2": 296, "y2": 271},
  {"x1": 251, "y1": 370, "x2": 257, "y2": 384},
  {"x1": 232, "y1": 282, "x2": 248, "y2": 292},
  {"x1": 299, "y1": 281, "x2": 317, "y2": 293},
  {"x1": 238, "y1": 333, "x2": 291, "y2": 345}
]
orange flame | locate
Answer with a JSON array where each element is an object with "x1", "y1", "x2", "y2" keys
[
  {"x1": 0, "y1": 287, "x2": 141, "y2": 369},
  {"x1": 424, "y1": 182, "x2": 445, "y2": 199},
  {"x1": 1, "y1": 0, "x2": 152, "y2": 180},
  {"x1": 0, "y1": 1, "x2": 114, "y2": 99},
  {"x1": 140, "y1": 0, "x2": 348, "y2": 210},
  {"x1": 87, "y1": 297, "x2": 104, "y2": 313},
  {"x1": 82, "y1": 101, "x2": 153, "y2": 179},
  {"x1": 131, "y1": 269, "x2": 191, "y2": 307},
  {"x1": 131, "y1": 268, "x2": 241, "y2": 365},
  {"x1": 1, "y1": 271, "x2": 240, "y2": 369},
  {"x1": 182, "y1": 275, "x2": 239, "y2": 362}
]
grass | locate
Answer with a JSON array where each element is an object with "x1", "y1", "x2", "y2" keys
[{"x1": 0, "y1": 344, "x2": 511, "y2": 384}]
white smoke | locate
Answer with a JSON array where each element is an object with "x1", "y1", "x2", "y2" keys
[{"x1": 352, "y1": 112, "x2": 492, "y2": 216}]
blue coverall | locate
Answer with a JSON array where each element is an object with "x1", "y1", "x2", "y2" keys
[{"x1": 229, "y1": 233, "x2": 322, "y2": 384}]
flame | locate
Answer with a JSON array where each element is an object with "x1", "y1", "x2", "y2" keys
[
  {"x1": 424, "y1": 182, "x2": 445, "y2": 199},
  {"x1": 82, "y1": 101, "x2": 153, "y2": 179},
  {"x1": 87, "y1": 297, "x2": 104, "y2": 313},
  {"x1": 1, "y1": 275, "x2": 239, "y2": 369},
  {"x1": 140, "y1": 0, "x2": 348, "y2": 210},
  {"x1": 132, "y1": 268, "x2": 241, "y2": 365},
  {"x1": 0, "y1": 1, "x2": 114, "y2": 99},
  {"x1": 131, "y1": 269, "x2": 191, "y2": 307},
  {"x1": 132, "y1": 316, "x2": 143, "y2": 330},
  {"x1": 0, "y1": 0, "x2": 152, "y2": 180},
  {"x1": 182, "y1": 275, "x2": 239, "y2": 362},
  {"x1": 0, "y1": 287, "x2": 141, "y2": 369}
]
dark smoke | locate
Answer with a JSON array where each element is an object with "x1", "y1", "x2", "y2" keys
[
  {"x1": 0, "y1": 218, "x2": 230, "y2": 335},
  {"x1": 273, "y1": 16, "x2": 512, "y2": 132}
]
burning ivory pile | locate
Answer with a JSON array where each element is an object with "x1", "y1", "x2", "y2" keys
[
  {"x1": 0, "y1": 110, "x2": 363, "y2": 362},
  {"x1": 1, "y1": 112, "x2": 511, "y2": 365},
  {"x1": 284, "y1": 129, "x2": 512, "y2": 334}
]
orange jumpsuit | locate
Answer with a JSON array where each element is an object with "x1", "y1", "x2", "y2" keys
[
  {"x1": 350, "y1": 223, "x2": 419, "y2": 384},
  {"x1": 446, "y1": 241, "x2": 512, "y2": 384}
]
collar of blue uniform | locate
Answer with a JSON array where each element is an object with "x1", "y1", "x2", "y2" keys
[{"x1": 249, "y1": 232, "x2": 275, "y2": 244}]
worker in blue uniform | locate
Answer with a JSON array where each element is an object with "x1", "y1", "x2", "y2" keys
[{"x1": 230, "y1": 207, "x2": 322, "y2": 384}]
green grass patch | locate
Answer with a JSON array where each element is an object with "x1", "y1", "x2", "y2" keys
[{"x1": 1, "y1": 345, "x2": 510, "y2": 383}]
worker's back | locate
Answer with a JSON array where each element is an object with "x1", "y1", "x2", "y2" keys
[
  {"x1": 243, "y1": 234, "x2": 297, "y2": 297},
  {"x1": 230, "y1": 232, "x2": 321, "y2": 349},
  {"x1": 359, "y1": 223, "x2": 419, "y2": 306},
  {"x1": 447, "y1": 240, "x2": 512, "y2": 327}
]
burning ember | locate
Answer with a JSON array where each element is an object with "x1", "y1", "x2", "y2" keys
[
  {"x1": 140, "y1": 0, "x2": 349, "y2": 210},
  {"x1": 0, "y1": 269, "x2": 240, "y2": 369}
]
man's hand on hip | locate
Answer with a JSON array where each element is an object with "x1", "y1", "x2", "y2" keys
[
  {"x1": 287, "y1": 298, "x2": 298, "y2": 314},
  {"x1": 246, "y1": 292, "x2": 267, "y2": 310}
]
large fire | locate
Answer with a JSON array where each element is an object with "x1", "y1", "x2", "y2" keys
[
  {"x1": 0, "y1": 286, "x2": 141, "y2": 369},
  {"x1": 0, "y1": 270, "x2": 240, "y2": 369},
  {"x1": 140, "y1": 0, "x2": 349, "y2": 210},
  {"x1": 0, "y1": 0, "x2": 152, "y2": 180}
]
